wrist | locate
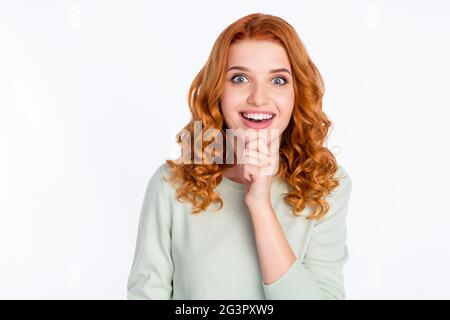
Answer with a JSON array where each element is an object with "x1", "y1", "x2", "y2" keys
[{"x1": 245, "y1": 198, "x2": 273, "y2": 214}]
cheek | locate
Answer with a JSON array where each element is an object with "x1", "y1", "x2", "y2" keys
[
  {"x1": 220, "y1": 88, "x2": 243, "y2": 119},
  {"x1": 220, "y1": 90, "x2": 240, "y2": 129},
  {"x1": 278, "y1": 92, "x2": 295, "y2": 115},
  {"x1": 221, "y1": 88, "x2": 242, "y2": 109},
  {"x1": 275, "y1": 94, "x2": 295, "y2": 130}
]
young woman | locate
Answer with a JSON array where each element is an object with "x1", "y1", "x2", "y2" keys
[{"x1": 127, "y1": 13, "x2": 352, "y2": 300}]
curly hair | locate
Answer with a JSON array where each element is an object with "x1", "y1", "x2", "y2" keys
[{"x1": 163, "y1": 13, "x2": 340, "y2": 221}]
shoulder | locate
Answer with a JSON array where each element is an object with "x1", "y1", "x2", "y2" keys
[
  {"x1": 316, "y1": 164, "x2": 353, "y2": 224},
  {"x1": 330, "y1": 164, "x2": 352, "y2": 201},
  {"x1": 155, "y1": 162, "x2": 175, "y2": 182},
  {"x1": 144, "y1": 162, "x2": 176, "y2": 198}
]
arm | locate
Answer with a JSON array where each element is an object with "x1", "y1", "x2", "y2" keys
[
  {"x1": 127, "y1": 166, "x2": 174, "y2": 299},
  {"x1": 251, "y1": 167, "x2": 352, "y2": 300},
  {"x1": 249, "y1": 206, "x2": 297, "y2": 286}
]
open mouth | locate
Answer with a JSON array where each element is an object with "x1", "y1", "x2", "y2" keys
[
  {"x1": 239, "y1": 111, "x2": 276, "y2": 129},
  {"x1": 239, "y1": 112, "x2": 275, "y2": 123}
]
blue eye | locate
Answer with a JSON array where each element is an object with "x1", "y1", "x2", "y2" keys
[
  {"x1": 272, "y1": 77, "x2": 287, "y2": 85},
  {"x1": 231, "y1": 75, "x2": 248, "y2": 84},
  {"x1": 230, "y1": 74, "x2": 288, "y2": 86}
]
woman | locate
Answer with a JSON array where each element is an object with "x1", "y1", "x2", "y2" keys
[{"x1": 127, "y1": 13, "x2": 352, "y2": 300}]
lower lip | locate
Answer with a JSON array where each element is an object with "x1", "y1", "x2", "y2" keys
[{"x1": 239, "y1": 113, "x2": 275, "y2": 129}]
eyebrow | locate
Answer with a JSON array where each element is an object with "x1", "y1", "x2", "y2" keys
[{"x1": 226, "y1": 66, "x2": 292, "y2": 75}]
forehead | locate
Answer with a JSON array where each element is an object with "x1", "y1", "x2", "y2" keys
[{"x1": 227, "y1": 39, "x2": 291, "y2": 71}]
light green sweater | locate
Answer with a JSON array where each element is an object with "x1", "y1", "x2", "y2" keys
[{"x1": 127, "y1": 162, "x2": 352, "y2": 300}]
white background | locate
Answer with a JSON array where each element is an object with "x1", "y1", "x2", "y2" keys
[{"x1": 1, "y1": 0, "x2": 449, "y2": 299}]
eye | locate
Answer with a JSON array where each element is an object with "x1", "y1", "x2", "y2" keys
[
  {"x1": 230, "y1": 74, "x2": 288, "y2": 86},
  {"x1": 230, "y1": 74, "x2": 248, "y2": 84},
  {"x1": 272, "y1": 76, "x2": 288, "y2": 86}
]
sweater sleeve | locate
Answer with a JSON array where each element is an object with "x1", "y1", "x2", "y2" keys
[
  {"x1": 127, "y1": 165, "x2": 174, "y2": 299},
  {"x1": 262, "y1": 166, "x2": 352, "y2": 300}
]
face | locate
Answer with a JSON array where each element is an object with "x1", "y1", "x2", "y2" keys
[{"x1": 220, "y1": 39, "x2": 295, "y2": 141}]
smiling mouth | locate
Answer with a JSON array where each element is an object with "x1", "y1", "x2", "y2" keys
[{"x1": 239, "y1": 112, "x2": 276, "y2": 123}]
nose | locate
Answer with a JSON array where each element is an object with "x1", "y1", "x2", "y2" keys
[{"x1": 247, "y1": 83, "x2": 270, "y2": 107}]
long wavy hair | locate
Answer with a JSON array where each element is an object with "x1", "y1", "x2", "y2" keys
[{"x1": 164, "y1": 13, "x2": 340, "y2": 221}]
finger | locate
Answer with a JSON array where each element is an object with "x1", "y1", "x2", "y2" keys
[
  {"x1": 260, "y1": 157, "x2": 277, "y2": 176},
  {"x1": 246, "y1": 136, "x2": 269, "y2": 155},
  {"x1": 244, "y1": 151, "x2": 277, "y2": 176},
  {"x1": 243, "y1": 154, "x2": 268, "y2": 167},
  {"x1": 244, "y1": 149, "x2": 271, "y2": 166},
  {"x1": 257, "y1": 137, "x2": 269, "y2": 155},
  {"x1": 241, "y1": 132, "x2": 258, "y2": 147},
  {"x1": 244, "y1": 141, "x2": 269, "y2": 154},
  {"x1": 243, "y1": 164, "x2": 259, "y2": 182},
  {"x1": 245, "y1": 156, "x2": 275, "y2": 176},
  {"x1": 244, "y1": 168, "x2": 252, "y2": 183},
  {"x1": 246, "y1": 137, "x2": 259, "y2": 151},
  {"x1": 243, "y1": 164, "x2": 261, "y2": 182},
  {"x1": 243, "y1": 154, "x2": 259, "y2": 166}
]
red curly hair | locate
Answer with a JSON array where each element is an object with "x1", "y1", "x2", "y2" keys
[{"x1": 164, "y1": 13, "x2": 340, "y2": 221}]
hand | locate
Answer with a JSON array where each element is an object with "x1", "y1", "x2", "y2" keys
[{"x1": 239, "y1": 133, "x2": 280, "y2": 211}]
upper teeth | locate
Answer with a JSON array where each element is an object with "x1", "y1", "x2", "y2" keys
[{"x1": 242, "y1": 112, "x2": 274, "y2": 120}]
